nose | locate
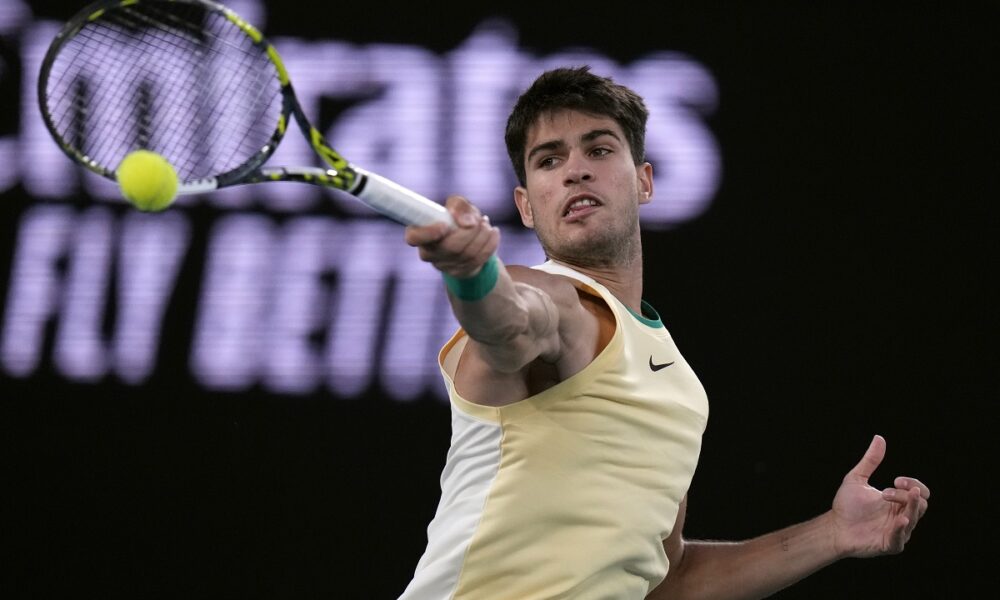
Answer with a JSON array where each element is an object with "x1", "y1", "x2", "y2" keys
[{"x1": 563, "y1": 153, "x2": 593, "y2": 185}]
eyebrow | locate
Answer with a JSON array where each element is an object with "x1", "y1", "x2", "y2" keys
[{"x1": 526, "y1": 128, "x2": 622, "y2": 162}]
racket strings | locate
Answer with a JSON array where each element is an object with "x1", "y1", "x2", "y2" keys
[{"x1": 42, "y1": 0, "x2": 283, "y2": 183}]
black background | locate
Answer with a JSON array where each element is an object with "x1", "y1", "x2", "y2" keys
[{"x1": 3, "y1": 1, "x2": 997, "y2": 598}]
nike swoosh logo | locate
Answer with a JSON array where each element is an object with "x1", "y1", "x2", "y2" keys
[{"x1": 649, "y1": 356, "x2": 675, "y2": 372}]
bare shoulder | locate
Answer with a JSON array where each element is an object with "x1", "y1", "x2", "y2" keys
[
  {"x1": 506, "y1": 265, "x2": 613, "y2": 321},
  {"x1": 505, "y1": 264, "x2": 615, "y2": 366},
  {"x1": 453, "y1": 264, "x2": 612, "y2": 404},
  {"x1": 505, "y1": 265, "x2": 587, "y2": 309}
]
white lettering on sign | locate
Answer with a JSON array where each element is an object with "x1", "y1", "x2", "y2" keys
[
  {"x1": 2, "y1": 205, "x2": 189, "y2": 382},
  {"x1": 0, "y1": 3, "x2": 719, "y2": 400}
]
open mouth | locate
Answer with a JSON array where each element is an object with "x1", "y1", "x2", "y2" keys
[{"x1": 563, "y1": 195, "x2": 602, "y2": 218}]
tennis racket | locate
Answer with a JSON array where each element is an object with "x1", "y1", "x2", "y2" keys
[{"x1": 38, "y1": 0, "x2": 453, "y2": 227}]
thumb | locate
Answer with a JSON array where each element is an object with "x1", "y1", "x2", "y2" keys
[
  {"x1": 446, "y1": 195, "x2": 483, "y2": 228},
  {"x1": 846, "y1": 434, "x2": 886, "y2": 484}
]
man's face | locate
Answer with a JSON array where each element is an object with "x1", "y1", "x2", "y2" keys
[{"x1": 514, "y1": 109, "x2": 652, "y2": 268}]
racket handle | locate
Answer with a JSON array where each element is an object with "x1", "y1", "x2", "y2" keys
[{"x1": 353, "y1": 168, "x2": 454, "y2": 227}]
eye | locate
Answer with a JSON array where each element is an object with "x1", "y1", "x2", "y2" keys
[
  {"x1": 590, "y1": 147, "x2": 612, "y2": 158},
  {"x1": 537, "y1": 155, "x2": 560, "y2": 169}
]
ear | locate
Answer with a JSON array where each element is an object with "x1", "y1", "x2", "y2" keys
[
  {"x1": 638, "y1": 162, "x2": 653, "y2": 205},
  {"x1": 514, "y1": 186, "x2": 535, "y2": 228}
]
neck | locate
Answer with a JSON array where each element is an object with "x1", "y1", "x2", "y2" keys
[{"x1": 549, "y1": 251, "x2": 645, "y2": 314}]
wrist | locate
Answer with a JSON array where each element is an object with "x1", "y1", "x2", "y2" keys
[
  {"x1": 443, "y1": 255, "x2": 499, "y2": 301},
  {"x1": 817, "y1": 510, "x2": 849, "y2": 560}
]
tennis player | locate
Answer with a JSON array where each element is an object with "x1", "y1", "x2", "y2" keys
[{"x1": 400, "y1": 66, "x2": 930, "y2": 599}]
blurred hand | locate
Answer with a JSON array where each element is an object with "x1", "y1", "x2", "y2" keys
[{"x1": 405, "y1": 195, "x2": 499, "y2": 278}]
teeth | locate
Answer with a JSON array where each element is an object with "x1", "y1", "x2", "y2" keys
[{"x1": 566, "y1": 198, "x2": 599, "y2": 214}]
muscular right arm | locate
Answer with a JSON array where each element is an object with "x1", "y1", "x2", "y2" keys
[
  {"x1": 448, "y1": 265, "x2": 566, "y2": 372},
  {"x1": 405, "y1": 196, "x2": 595, "y2": 377}
]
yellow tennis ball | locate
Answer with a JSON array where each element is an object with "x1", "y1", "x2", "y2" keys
[{"x1": 116, "y1": 150, "x2": 178, "y2": 212}]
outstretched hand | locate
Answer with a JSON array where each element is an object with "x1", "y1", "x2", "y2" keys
[
  {"x1": 830, "y1": 435, "x2": 930, "y2": 558},
  {"x1": 405, "y1": 195, "x2": 499, "y2": 278}
]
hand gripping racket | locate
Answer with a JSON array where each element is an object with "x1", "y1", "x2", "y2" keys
[{"x1": 38, "y1": 0, "x2": 453, "y2": 226}]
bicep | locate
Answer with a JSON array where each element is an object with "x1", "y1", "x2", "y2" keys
[
  {"x1": 459, "y1": 267, "x2": 588, "y2": 373},
  {"x1": 470, "y1": 280, "x2": 562, "y2": 372}
]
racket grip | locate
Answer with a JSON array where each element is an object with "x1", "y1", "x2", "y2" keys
[{"x1": 353, "y1": 168, "x2": 454, "y2": 227}]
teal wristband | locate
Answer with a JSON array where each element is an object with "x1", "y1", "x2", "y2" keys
[{"x1": 443, "y1": 255, "x2": 500, "y2": 302}]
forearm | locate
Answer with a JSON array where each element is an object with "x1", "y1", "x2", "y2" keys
[
  {"x1": 447, "y1": 257, "x2": 558, "y2": 370},
  {"x1": 651, "y1": 512, "x2": 843, "y2": 600}
]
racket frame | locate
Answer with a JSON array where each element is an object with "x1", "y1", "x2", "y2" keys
[{"x1": 38, "y1": 0, "x2": 452, "y2": 226}]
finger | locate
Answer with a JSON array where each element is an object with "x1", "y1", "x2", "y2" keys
[
  {"x1": 445, "y1": 219, "x2": 490, "y2": 260},
  {"x1": 441, "y1": 223, "x2": 499, "y2": 277},
  {"x1": 418, "y1": 244, "x2": 448, "y2": 266},
  {"x1": 881, "y1": 486, "x2": 928, "y2": 523},
  {"x1": 466, "y1": 229, "x2": 500, "y2": 274},
  {"x1": 889, "y1": 515, "x2": 911, "y2": 553},
  {"x1": 415, "y1": 218, "x2": 484, "y2": 267},
  {"x1": 445, "y1": 195, "x2": 483, "y2": 228},
  {"x1": 463, "y1": 223, "x2": 500, "y2": 264},
  {"x1": 483, "y1": 226, "x2": 501, "y2": 259},
  {"x1": 906, "y1": 486, "x2": 929, "y2": 522},
  {"x1": 846, "y1": 434, "x2": 886, "y2": 483},
  {"x1": 405, "y1": 222, "x2": 450, "y2": 247},
  {"x1": 894, "y1": 476, "x2": 931, "y2": 500}
]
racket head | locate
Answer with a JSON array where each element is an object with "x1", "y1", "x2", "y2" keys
[{"x1": 38, "y1": 0, "x2": 291, "y2": 189}]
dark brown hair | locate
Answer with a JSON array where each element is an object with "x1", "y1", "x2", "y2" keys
[{"x1": 504, "y1": 66, "x2": 649, "y2": 186}]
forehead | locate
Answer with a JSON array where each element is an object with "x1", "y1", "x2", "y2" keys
[{"x1": 525, "y1": 109, "x2": 625, "y2": 147}]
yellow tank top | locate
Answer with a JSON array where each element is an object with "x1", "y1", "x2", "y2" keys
[{"x1": 399, "y1": 261, "x2": 709, "y2": 600}]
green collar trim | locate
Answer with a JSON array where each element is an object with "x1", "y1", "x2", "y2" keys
[{"x1": 626, "y1": 300, "x2": 664, "y2": 328}]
